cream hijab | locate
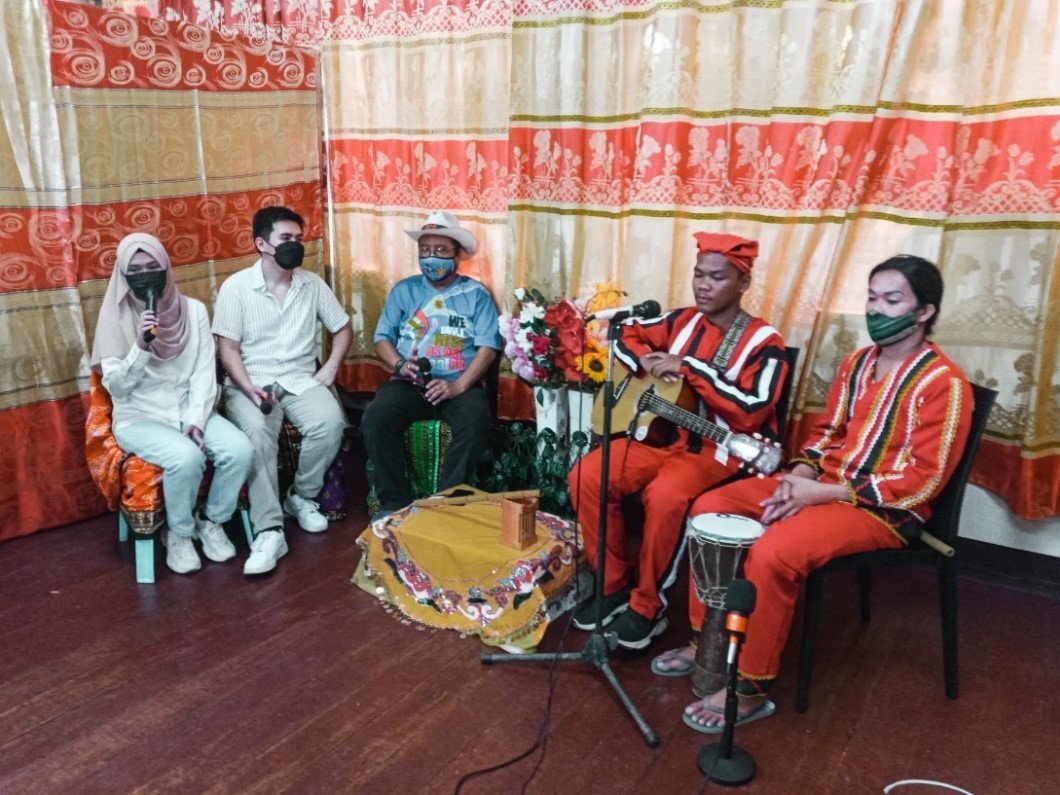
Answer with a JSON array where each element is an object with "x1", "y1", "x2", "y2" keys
[{"x1": 90, "y1": 233, "x2": 190, "y2": 373}]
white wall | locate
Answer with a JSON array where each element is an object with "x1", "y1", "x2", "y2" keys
[{"x1": 959, "y1": 486, "x2": 1060, "y2": 558}]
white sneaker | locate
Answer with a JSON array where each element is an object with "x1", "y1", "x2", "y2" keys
[
  {"x1": 162, "y1": 531, "x2": 202, "y2": 575},
  {"x1": 283, "y1": 491, "x2": 328, "y2": 533},
  {"x1": 243, "y1": 529, "x2": 288, "y2": 575},
  {"x1": 195, "y1": 515, "x2": 237, "y2": 563}
]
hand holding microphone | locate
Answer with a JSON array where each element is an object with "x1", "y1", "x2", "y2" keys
[
  {"x1": 416, "y1": 357, "x2": 432, "y2": 385},
  {"x1": 143, "y1": 288, "x2": 158, "y2": 343},
  {"x1": 416, "y1": 357, "x2": 434, "y2": 402},
  {"x1": 258, "y1": 383, "x2": 286, "y2": 415}
]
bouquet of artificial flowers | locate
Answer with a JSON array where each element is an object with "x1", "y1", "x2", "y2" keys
[
  {"x1": 500, "y1": 283, "x2": 626, "y2": 387},
  {"x1": 499, "y1": 287, "x2": 565, "y2": 385}
]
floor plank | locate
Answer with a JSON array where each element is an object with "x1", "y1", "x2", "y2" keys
[{"x1": 1, "y1": 486, "x2": 1058, "y2": 794}]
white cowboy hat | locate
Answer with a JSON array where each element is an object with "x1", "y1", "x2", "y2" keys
[{"x1": 404, "y1": 211, "x2": 478, "y2": 258}]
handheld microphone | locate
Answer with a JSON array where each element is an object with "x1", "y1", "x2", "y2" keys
[
  {"x1": 416, "y1": 357, "x2": 432, "y2": 386},
  {"x1": 723, "y1": 578, "x2": 756, "y2": 667},
  {"x1": 259, "y1": 383, "x2": 286, "y2": 415},
  {"x1": 585, "y1": 299, "x2": 661, "y2": 322},
  {"x1": 143, "y1": 288, "x2": 158, "y2": 343}
]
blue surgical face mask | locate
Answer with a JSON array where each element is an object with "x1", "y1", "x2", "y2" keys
[{"x1": 419, "y1": 255, "x2": 457, "y2": 282}]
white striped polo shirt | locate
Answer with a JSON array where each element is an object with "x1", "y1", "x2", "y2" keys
[{"x1": 212, "y1": 260, "x2": 349, "y2": 395}]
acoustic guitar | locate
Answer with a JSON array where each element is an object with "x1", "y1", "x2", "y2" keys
[{"x1": 590, "y1": 363, "x2": 782, "y2": 475}]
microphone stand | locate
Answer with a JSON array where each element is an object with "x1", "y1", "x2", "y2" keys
[
  {"x1": 696, "y1": 635, "x2": 756, "y2": 785},
  {"x1": 481, "y1": 312, "x2": 659, "y2": 748}
]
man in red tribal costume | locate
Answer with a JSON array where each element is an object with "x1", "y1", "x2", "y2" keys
[
  {"x1": 567, "y1": 233, "x2": 789, "y2": 650},
  {"x1": 671, "y1": 255, "x2": 973, "y2": 734}
]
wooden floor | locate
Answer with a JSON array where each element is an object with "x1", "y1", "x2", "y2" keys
[{"x1": 2, "y1": 485, "x2": 1058, "y2": 794}]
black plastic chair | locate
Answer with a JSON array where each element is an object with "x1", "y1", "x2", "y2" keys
[
  {"x1": 776, "y1": 346, "x2": 800, "y2": 443},
  {"x1": 794, "y1": 382, "x2": 997, "y2": 712}
]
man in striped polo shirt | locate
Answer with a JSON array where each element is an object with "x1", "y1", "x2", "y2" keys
[{"x1": 214, "y1": 206, "x2": 352, "y2": 575}]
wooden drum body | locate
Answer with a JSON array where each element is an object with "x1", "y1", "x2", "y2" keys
[{"x1": 686, "y1": 513, "x2": 764, "y2": 697}]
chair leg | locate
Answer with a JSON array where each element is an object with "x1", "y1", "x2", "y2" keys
[
  {"x1": 796, "y1": 569, "x2": 825, "y2": 713},
  {"x1": 118, "y1": 512, "x2": 129, "y2": 543},
  {"x1": 858, "y1": 567, "x2": 871, "y2": 623},
  {"x1": 240, "y1": 509, "x2": 253, "y2": 547},
  {"x1": 135, "y1": 538, "x2": 155, "y2": 584},
  {"x1": 939, "y1": 557, "x2": 959, "y2": 699}
]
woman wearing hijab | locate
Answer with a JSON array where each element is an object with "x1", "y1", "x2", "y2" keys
[{"x1": 91, "y1": 233, "x2": 253, "y2": 575}]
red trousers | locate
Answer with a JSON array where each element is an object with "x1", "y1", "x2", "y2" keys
[
  {"x1": 569, "y1": 437, "x2": 736, "y2": 621},
  {"x1": 687, "y1": 476, "x2": 904, "y2": 688}
]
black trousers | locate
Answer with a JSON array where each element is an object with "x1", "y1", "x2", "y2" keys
[{"x1": 361, "y1": 379, "x2": 492, "y2": 512}]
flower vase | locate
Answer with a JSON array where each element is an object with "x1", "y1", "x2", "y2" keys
[
  {"x1": 533, "y1": 385, "x2": 569, "y2": 449},
  {"x1": 567, "y1": 388, "x2": 595, "y2": 463}
]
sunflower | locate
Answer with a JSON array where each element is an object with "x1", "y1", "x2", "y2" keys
[{"x1": 576, "y1": 349, "x2": 608, "y2": 383}]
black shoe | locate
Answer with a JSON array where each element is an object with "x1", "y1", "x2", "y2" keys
[
  {"x1": 570, "y1": 584, "x2": 631, "y2": 630},
  {"x1": 610, "y1": 608, "x2": 669, "y2": 650}
]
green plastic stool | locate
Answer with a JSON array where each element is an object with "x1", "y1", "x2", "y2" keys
[{"x1": 119, "y1": 508, "x2": 253, "y2": 585}]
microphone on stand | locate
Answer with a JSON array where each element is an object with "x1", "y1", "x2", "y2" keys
[
  {"x1": 724, "y1": 577, "x2": 756, "y2": 667},
  {"x1": 696, "y1": 578, "x2": 758, "y2": 786},
  {"x1": 585, "y1": 299, "x2": 661, "y2": 322},
  {"x1": 143, "y1": 288, "x2": 158, "y2": 343}
]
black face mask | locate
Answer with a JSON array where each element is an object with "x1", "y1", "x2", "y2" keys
[
  {"x1": 125, "y1": 270, "x2": 167, "y2": 302},
  {"x1": 272, "y1": 241, "x2": 305, "y2": 270}
]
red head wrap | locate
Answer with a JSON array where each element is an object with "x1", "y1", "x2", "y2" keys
[{"x1": 693, "y1": 233, "x2": 758, "y2": 275}]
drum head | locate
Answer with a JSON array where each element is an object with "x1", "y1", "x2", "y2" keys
[{"x1": 687, "y1": 512, "x2": 764, "y2": 544}]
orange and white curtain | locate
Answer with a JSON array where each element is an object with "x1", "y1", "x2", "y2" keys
[
  {"x1": 0, "y1": 0, "x2": 320, "y2": 540},
  {"x1": 8, "y1": 0, "x2": 1060, "y2": 534},
  {"x1": 316, "y1": 0, "x2": 1060, "y2": 519}
]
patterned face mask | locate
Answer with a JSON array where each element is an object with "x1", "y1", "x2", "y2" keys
[
  {"x1": 419, "y1": 255, "x2": 457, "y2": 282},
  {"x1": 866, "y1": 310, "x2": 920, "y2": 345}
]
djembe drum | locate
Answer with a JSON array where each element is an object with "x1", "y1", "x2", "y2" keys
[{"x1": 686, "y1": 513, "x2": 765, "y2": 698}]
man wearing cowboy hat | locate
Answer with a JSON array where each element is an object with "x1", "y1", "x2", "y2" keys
[{"x1": 362, "y1": 211, "x2": 501, "y2": 520}]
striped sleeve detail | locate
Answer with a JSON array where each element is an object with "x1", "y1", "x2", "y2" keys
[
  {"x1": 890, "y1": 374, "x2": 967, "y2": 510},
  {"x1": 801, "y1": 349, "x2": 864, "y2": 459},
  {"x1": 683, "y1": 351, "x2": 783, "y2": 415}
]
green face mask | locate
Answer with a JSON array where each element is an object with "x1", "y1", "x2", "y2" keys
[{"x1": 866, "y1": 310, "x2": 920, "y2": 346}]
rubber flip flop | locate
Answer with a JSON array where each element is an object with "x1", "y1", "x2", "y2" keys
[
  {"x1": 650, "y1": 648, "x2": 695, "y2": 677},
  {"x1": 681, "y1": 699, "x2": 776, "y2": 735}
]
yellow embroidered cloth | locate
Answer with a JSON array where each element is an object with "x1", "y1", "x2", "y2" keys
[{"x1": 353, "y1": 496, "x2": 581, "y2": 652}]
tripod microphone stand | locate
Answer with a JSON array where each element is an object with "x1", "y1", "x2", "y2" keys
[
  {"x1": 481, "y1": 313, "x2": 659, "y2": 748},
  {"x1": 697, "y1": 579, "x2": 757, "y2": 785}
]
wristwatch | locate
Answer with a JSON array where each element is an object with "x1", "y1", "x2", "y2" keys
[{"x1": 393, "y1": 357, "x2": 407, "y2": 374}]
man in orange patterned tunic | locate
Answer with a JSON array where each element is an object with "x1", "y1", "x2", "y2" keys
[
  {"x1": 673, "y1": 255, "x2": 973, "y2": 733},
  {"x1": 568, "y1": 233, "x2": 789, "y2": 650}
]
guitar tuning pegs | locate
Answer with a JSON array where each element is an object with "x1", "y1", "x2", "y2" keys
[
  {"x1": 753, "y1": 432, "x2": 762, "y2": 439},
  {"x1": 757, "y1": 472, "x2": 765, "y2": 479}
]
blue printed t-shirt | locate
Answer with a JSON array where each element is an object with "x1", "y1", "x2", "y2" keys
[{"x1": 373, "y1": 274, "x2": 500, "y2": 381}]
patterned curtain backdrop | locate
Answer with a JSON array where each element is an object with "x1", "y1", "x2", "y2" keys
[
  {"x1": 37, "y1": 0, "x2": 1060, "y2": 521},
  {"x1": 504, "y1": 0, "x2": 1059, "y2": 520},
  {"x1": 0, "y1": 0, "x2": 320, "y2": 540},
  {"x1": 318, "y1": 1, "x2": 514, "y2": 393}
]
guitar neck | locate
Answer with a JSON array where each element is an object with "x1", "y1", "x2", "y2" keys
[{"x1": 641, "y1": 392, "x2": 731, "y2": 445}]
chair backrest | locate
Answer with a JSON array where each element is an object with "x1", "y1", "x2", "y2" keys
[
  {"x1": 925, "y1": 382, "x2": 997, "y2": 544},
  {"x1": 775, "y1": 346, "x2": 800, "y2": 441}
]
